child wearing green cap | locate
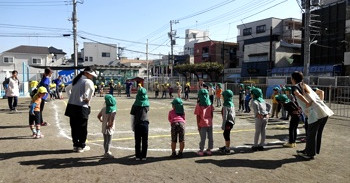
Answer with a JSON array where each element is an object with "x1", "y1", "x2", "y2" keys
[
  {"x1": 219, "y1": 90, "x2": 236, "y2": 154},
  {"x1": 275, "y1": 94, "x2": 302, "y2": 148},
  {"x1": 194, "y1": 89, "x2": 215, "y2": 156},
  {"x1": 97, "y1": 94, "x2": 117, "y2": 158},
  {"x1": 130, "y1": 87, "x2": 150, "y2": 161},
  {"x1": 168, "y1": 97, "x2": 186, "y2": 158},
  {"x1": 250, "y1": 88, "x2": 271, "y2": 151}
]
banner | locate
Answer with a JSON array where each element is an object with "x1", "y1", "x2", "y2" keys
[{"x1": 58, "y1": 70, "x2": 80, "y2": 85}]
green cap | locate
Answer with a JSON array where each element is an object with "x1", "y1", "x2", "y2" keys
[
  {"x1": 171, "y1": 97, "x2": 184, "y2": 115},
  {"x1": 251, "y1": 87, "x2": 264, "y2": 103},
  {"x1": 198, "y1": 89, "x2": 211, "y2": 106},
  {"x1": 105, "y1": 94, "x2": 117, "y2": 114},
  {"x1": 133, "y1": 88, "x2": 150, "y2": 107},
  {"x1": 222, "y1": 90, "x2": 234, "y2": 107},
  {"x1": 275, "y1": 94, "x2": 290, "y2": 104}
]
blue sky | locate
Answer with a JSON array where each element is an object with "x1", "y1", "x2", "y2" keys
[{"x1": 0, "y1": 0, "x2": 303, "y2": 60}]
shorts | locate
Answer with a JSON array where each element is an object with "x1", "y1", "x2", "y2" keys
[
  {"x1": 171, "y1": 122, "x2": 185, "y2": 143},
  {"x1": 29, "y1": 111, "x2": 41, "y2": 126}
]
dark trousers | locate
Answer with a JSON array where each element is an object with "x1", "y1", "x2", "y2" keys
[
  {"x1": 209, "y1": 95, "x2": 214, "y2": 105},
  {"x1": 7, "y1": 96, "x2": 18, "y2": 110},
  {"x1": 69, "y1": 116, "x2": 88, "y2": 148},
  {"x1": 134, "y1": 123, "x2": 149, "y2": 158},
  {"x1": 223, "y1": 122, "x2": 234, "y2": 141},
  {"x1": 185, "y1": 92, "x2": 189, "y2": 100},
  {"x1": 244, "y1": 100, "x2": 250, "y2": 112},
  {"x1": 40, "y1": 99, "x2": 45, "y2": 123},
  {"x1": 289, "y1": 115, "x2": 301, "y2": 143},
  {"x1": 305, "y1": 117, "x2": 328, "y2": 156},
  {"x1": 239, "y1": 100, "x2": 244, "y2": 111}
]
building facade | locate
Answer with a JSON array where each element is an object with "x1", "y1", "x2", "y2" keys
[
  {"x1": 81, "y1": 42, "x2": 118, "y2": 66},
  {"x1": 237, "y1": 17, "x2": 302, "y2": 77}
]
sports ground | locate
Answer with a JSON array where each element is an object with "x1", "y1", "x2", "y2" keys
[{"x1": 0, "y1": 93, "x2": 349, "y2": 182}]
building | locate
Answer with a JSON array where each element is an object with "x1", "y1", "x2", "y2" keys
[
  {"x1": 183, "y1": 29, "x2": 210, "y2": 56},
  {"x1": 81, "y1": 42, "x2": 118, "y2": 66},
  {"x1": 302, "y1": 0, "x2": 349, "y2": 76},
  {"x1": 237, "y1": 17, "x2": 302, "y2": 77},
  {"x1": 0, "y1": 45, "x2": 66, "y2": 82},
  {"x1": 193, "y1": 40, "x2": 239, "y2": 80}
]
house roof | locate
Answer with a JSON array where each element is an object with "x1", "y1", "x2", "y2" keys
[
  {"x1": 5, "y1": 45, "x2": 49, "y2": 54},
  {"x1": 49, "y1": 46, "x2": 66, "y2": 55},
  {"x1": 4, "y1": 45, "x2": 66, "y2": 55}
]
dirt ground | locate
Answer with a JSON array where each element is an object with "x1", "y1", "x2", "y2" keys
[{"x1": 0, "y1": 92, "x2": 349, "y2": 183}]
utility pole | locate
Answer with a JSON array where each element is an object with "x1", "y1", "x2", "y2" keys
[
  {"x1": 269, "y1": 26, "x2": 273, "y2": 69},
  {"x1": 169, "y1": 20, "x2": 178, "y2": 78},
  {"x1": 303, "y1": 0, "x2": 311, "y2": 83},
  {"x1": 72, "y1": 0, "x2": 78, "y2": 76},
  {"x1": 146, "y1": 39, "x2": 149, "y2": 91},
  {"x1": 222, "y1": 41, "x2": 225, "y2": 83}
]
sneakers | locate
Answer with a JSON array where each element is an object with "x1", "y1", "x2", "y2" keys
[
  {"x1": 40, "y1": 122, "x2": 48, "y2": 126},
  {"x1": 141, "y1": 158, "x2": 147, "y2": 161},
  {"x1": 283, "y1": 143, "x2": 296, "y2": 148},
  {"x1": 104, "y1": 152, "x2": 114, "y2": 159},
  {"x1": 219, "y1": 146, "x2": 231, "y2": 154},
  {"x1": 177, "y1": 151, "x2": 183, "y2": 158},
  {"x1": 257, "y1": 146, "x2": 264, "y2": 151},
  {"x1": 205, "y1": 150, "x2": 212, "y2": 156},
  {"x1": 296, "y1": 149, "x2": 306, "y2": 155},
  {"x1": 197, "y1": 151, "x2": 204, "y2": 156},
  {"x1": 73, "y1": 147, "x2": 78, "y2": 152},
  {"x1": 35, "y1": 133, "x2": 44, "y2": 139},
  {"x1": 77, "y1": 146, "x2": 90, "y2": 153},
  {"x1": 135, "y1": 158, "x2": 141, "y2": 161},
  {"x1": 252, "y1": 146, "x2": 264, "y2": 151},
  {"x1": 170, "y1": 151, "x2": 176, "y2": 158},
  {"x1": 298, "y1": 152, "x2": 314, "y2": 160},
  {"x1": 251, "y1": 146, "x2": 259, "y2": 151}
]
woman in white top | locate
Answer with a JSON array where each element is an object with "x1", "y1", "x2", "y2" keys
[
  {"x1": 6, "y1": 70, "x2": 19, "y2": 111},
  {"x1": 64, "y1": 66, "x2": 97, "y2": 153},
  {"x1": 291, "y1": 71, "x2": 333, "y2": 160}
]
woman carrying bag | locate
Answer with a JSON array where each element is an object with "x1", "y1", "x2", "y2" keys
[
  {"x1": 291, "y1": 71, "x2": 334, "y2": 160},
  {"x1": 65, "y1": 66, "x2": 97, "y2": 153}
]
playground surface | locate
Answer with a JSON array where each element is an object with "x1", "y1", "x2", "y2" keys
[{"x1": 0, "y1": 93, "x2": 349, "y2": 183}]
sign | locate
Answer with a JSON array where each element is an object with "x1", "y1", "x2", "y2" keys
[{"x1": 58, "y1": 70, "x2": 80, "y2": 85}]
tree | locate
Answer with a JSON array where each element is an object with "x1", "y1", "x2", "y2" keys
[{"x1": 174, "y1": 62, "x2": 224, "y2": 82}]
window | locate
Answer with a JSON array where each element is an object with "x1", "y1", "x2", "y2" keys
[
  {"x1": 84, "y1": 56, "x2": 88, "y2": 62},
  {"x1": 243, "y1": 28, "x2": 252, "y2": 36},
  {"x1": 32, "y1": 58, "x2": 42, "y2": 64},
  {"x1": 3, "y1": 56, "x2": 14, "y2": 63},
  {"x1": 256, "y1": 25, "x2": 266, "y2": 34},
  {"x1": 192, "y1": 33, "x2": 197, "y2": 39},
  {"x1": 102, "y1": 52, "x2": 110, "y2": 57},
  {"x1": 89, "y1": 57, "x2": 93, "y2": 62}
]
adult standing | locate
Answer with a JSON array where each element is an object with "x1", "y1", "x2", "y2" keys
[
  {"x1": 65, "y1": 66, "x2": 97, "y2": 153},
  {"x1": 6, "y1": 70, "x2": 19, "y2": 112},
  {"x1": 38, "y1": 68, "x2": 52, "y2": 126},
  {"x1": 291, "y1": 71, "x2": 334, "y2": 159}
]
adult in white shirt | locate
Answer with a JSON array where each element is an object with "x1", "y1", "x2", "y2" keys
[
  {"x1": 6, "y1": 70, "x2": 19, "y2": 111},
  {"x1": 64, "y1": 66, "x2": 97, "y2": 153}
]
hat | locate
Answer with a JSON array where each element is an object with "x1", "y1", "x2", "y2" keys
[
  {"x1": 198, "y1": 89, "x2": 211, "y2": 106},
  {"x1": 133, "y1": 88, "x2": 150, "y2": 107},
  {"x1": 275, "y1": 94, "x2": 290, "y2": 104},
  {"x1": 171, "y1": 98, "x2": 184, "y2": 114},
  {"x1": 273, "y1": 87, "x2": 280, "y2": 91},
  {"x1": 105, "y1": 94, "x2": 117, "y2": 114},
  {"x1": 38, "y1": 86, "x2": 48, "y2": 94},
  {"x1": 222, "y1": 90, "x2": 234, "y2": 107},
  {"x1": 251, "y1": 87, "x2": 264, "y2": 103},
  {"x1": 286, "y1": 87, "x2": 292, "y2": 91},
  {"x1": 84, "y1": 67, "x2": 97, "y2": 77},
  {"x1": 186, "y1": 82, "x2": 190, "y2": 86}
]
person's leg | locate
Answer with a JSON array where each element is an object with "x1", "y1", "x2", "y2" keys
[
  {"x1": 69, "y1": 117, "x2": 79, "y2": 148},
  {"x1": 134, "y1": 125, "x2": 141, "y2": 159},
  {"x1": 207, "y1": 126, "x2": 214, "y2": 150},
  {"x1": 223, "y1": 123, "x2": 233, "y2": 148},
  {"x1": 290, "y1": 116, "x2": 299, "y2": 143},
  {"x1": 271, "y1": 103, "x2": 277, "y2": 117},
  {"x1": 106, "y1": 134, "x2": 112, "y2": 153},
  {"x1": 254, "y1": 119, "x2": 262, "y2": 146},
  {"x1": 40, "y1": 99, "x2": 45, "y2": 124},
  {"x1": 316, "y1": 117, "x2": 328, "y2": 154},
  {"x1": 78, "y1": 118, "x2": 88, "y2": 148},
  {"x1": 199, "y1": 127, "x2": 207, "y2": 151},
  {"x1": 305, "y1": 121, "x2": 320, "y2": 157},
  {"x1": 260, "y1": 118, "x2": 268, "y2": 146},
  {"x1": 170, "y1": 123, "x2": 177, "y2": 153},
  {"x1": 7, "y1": 96, "x2": 13, "y2": 110},
  {"x1": 141, "y1": 123, "x2": 149, "y2": 159},
  {"x1": 13, "y1": 96, "x2": 18, "y2": 110},
  {"x1": 178, "y1": 122, "x2": 185, "y2": 154}
]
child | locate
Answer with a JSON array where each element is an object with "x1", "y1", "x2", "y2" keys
[
  {"x1": 208, "y1": 83, "x2": 215, "y2": 105},
  {"x1": 99, "y1": 82, "x2": 105, "y2": 97},
  {"x1": 97, "y1": 94, "x2": 117, "y2": 158},
  {"x1": 250, "y1": 87, "x2": 271, "y2": 151},
  {"x1": 244, "y1": 86, "x2": 252, "y2": 113},
  {"x1": 161, "y1": 84, "x2": 167, "y2": 98},
  {"x1": 117, "y1": 82, "x2": 122, "y2": 97},
  {"x1": 184, "y1": 82, "x2": 190, "y2": 100},
  {"x1": 238, "y1": 84, "x2": 245, "y2": 112},
  {"x1": 168, "y1": 98, "x2": 186, "y2": 158},
  {"x1": 168, "y1": 85, "x2": 174, "y2": 98},
  {"x1": 130, "y1": 87, "x2": 150, "y2": 161},
  {"x1": 275, "y1": 94, "x2": 302, "y2": 148},
  {"x1": 271, "y1": 87, "x2": 280, "y2": 118},
  {"x1": 215, "y1": 83, "x2": 222, "y2": 107},
  {"x1": 176, "y1": 82, "x2": 182, "y2": 98},
  {"x1": 154, "y1": 82, "x2": 160, "y2": 98},
  {"x1": 29, "y1": 87, "x2": 48, "y2": 139},
  {"x1": 194, "y1": 89, "x2": 215, "y2": 156},
  {"x1": 219, "y1": 89, "x2": 236, "y2": 154}
]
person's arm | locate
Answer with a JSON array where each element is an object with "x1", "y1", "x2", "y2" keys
[
  {"x1": 83, "y1": 80, "x2": 94, "y2": 103},
  {"x1": 316, "y1": 89, "x2": 325, "y2": 101},
  {"x1": 108, "y1": 112, "x2": 116, "y2": 128},
  {"x1": 293, "y1": 89, "x2": 312, "y2": 107},
  {"x1": 222, "y1": 107, "x2": 227, "y2": 130},
  {"x1": 168, "y1": 111, "x2": 172, "y2": 123},
  {"x1": 97, "y1": 110, "x2": 103, "y2": 122},
  {"x1": 29, "y1": 103, "x2": 36, "y2": 115}
]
